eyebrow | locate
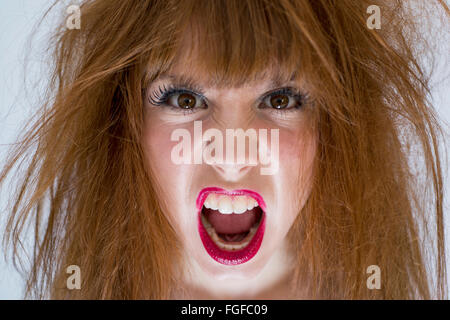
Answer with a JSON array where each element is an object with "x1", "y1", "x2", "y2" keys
[
  {"x1": 155, "y1": 72, "x2": 298, "y2": 91},
  {"x1": 157, "y1": 73, "x2": 210, "y2": 91}
]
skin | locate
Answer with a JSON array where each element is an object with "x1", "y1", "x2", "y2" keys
[{"x1": 141, "y1": 56, "x2": 318, "y2": 299}]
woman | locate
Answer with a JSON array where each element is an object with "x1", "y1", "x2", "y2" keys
[{"x1": 1, "y1": 0, "x2": 448, "y2": 299}]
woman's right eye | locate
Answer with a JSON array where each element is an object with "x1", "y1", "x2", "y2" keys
[{"x1": 148, "y1": 85, "x2": 208, "y2": 113}]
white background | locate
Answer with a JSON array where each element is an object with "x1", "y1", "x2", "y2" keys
[{"x1": 0, "y1": 0, "x2": 448, "y2": 299}]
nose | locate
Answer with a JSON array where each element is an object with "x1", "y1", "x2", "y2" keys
[
  {"x1": 203, "y1": 100, "x2": 259, "y2": 181},
  {"x1": 203, "y1": 128, "x2": 257, "y2": 182}
]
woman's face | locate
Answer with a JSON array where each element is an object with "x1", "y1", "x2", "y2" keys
[{"x1": 142, "y1": 57, "x2": 317, "y2": 296}]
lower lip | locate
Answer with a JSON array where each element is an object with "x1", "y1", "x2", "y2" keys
[{"x1": 197, "y1": 187, "x2": 266, "y2": 265}]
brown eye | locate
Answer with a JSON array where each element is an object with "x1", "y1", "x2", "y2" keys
[
  {"x1": 259, "y1": 87, "x2": 305, "y2": 112},
  {"x1": 270, "y1": 94, "x2": 289, "y2": 109},
  {"x1": 177, "y1": 93, "x2": 196, "y2": 109}
]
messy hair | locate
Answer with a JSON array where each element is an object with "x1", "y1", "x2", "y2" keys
[{"x1": 1, "y1": 0, "x2": 448, "y2": 299}]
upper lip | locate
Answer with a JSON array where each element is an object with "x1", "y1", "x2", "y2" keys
[{"x1": 196, "y1": 187, "x2": 266, "y2": 213}]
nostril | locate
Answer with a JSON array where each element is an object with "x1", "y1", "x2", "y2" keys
[
  {"x1": 215, "y1": 165, "x2": 225, "y2": 174},
  {"x1": 239, "y1": 165, "x2": 251, "y2": 173}
]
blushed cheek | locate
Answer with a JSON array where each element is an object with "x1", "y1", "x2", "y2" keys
[
  {"x1": 141, "y1": 119, "x2": 188, "y2": 216},
  {"x1": 142, "y1": 123, "x2": 174, "y2": 175},
  {"x1": 277, "y1": 126, "x2": 317, "y2": 212},
  {"x1": 141, "y1": 120, "x2": 197, "y2": 230},
  {"x1": 278, "y1": 126, "x2": 316, "y2": 171}
]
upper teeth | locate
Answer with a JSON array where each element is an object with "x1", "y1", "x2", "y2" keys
[{"x1": 203, "y1": 194, "x2": 259, "y2": 214}]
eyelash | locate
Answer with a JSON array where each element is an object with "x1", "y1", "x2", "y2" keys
[
  {"x1": 259, "y1": 87, "x2": 306, "y2": 114},
  {"x1": 148, "y1": 84, "x2": 307, "y2": 114},
  {"x1": 148, "y1": 82, "x2": 206, "y2": 114}
]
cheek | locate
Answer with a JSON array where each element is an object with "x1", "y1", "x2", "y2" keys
[
  {"x1": 141, "y1": 120, "x2": 198, "y2": 233},
  {"x1": 278, "y1": 127, "x2": 316, "y2": 176},
  {"x1": 146, "y1": 131, "x2": 168, "y2": 158},
  {"x1": 277, "y1": 127, "x2": 317, "y2": 219},
  {"x1": 142, "y1": 115, "x2": 195, "y2": 178},
  {"x1": 141, "y1": 122, "x2": 184, "y2": 223},
  {"x1": 142, "y1": 124, "x2": 174, "y2": 176}
]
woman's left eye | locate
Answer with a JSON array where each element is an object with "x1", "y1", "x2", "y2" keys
[{"x1": 260, "y1": 88, "x2": 305, "y2": 111}]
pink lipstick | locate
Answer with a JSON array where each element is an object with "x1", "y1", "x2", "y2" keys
[{"x1": 197, "y1": 187, "x2": 266, "y2": 265}]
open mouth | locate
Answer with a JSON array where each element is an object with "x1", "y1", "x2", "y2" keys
[{"x1": 197, "y1": 187, "x2": 266, "y2": 265}]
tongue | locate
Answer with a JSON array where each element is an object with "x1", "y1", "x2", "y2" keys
[{"x1": 204, "y1": 207, "x2": 260, "y2": 234}]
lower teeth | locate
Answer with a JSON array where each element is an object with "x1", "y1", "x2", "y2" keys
[{"x1": 200, "y1": 214, "x2": 260, "y2": 251}]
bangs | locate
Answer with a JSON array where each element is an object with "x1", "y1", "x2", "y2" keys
[{"x1": 144, "y1": 0, "x2": 306, "y2": 88}]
